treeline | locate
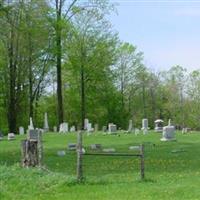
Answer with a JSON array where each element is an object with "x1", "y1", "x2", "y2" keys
[{"x1": 0, "y1": 0, "x2": 200, "y2": 133}]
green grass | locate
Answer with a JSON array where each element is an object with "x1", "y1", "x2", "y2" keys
[{"x1": 1, "y1": 132, "x2": 200, "y2": 200}]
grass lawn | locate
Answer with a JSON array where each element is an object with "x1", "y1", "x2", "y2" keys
[{"x1": 1, "y1": 131, "x2": 200, "y2": 200}]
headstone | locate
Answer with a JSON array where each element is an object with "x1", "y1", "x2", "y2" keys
[
  {"x1": 70, "y1": 126, "x2": 76, "y2": 132},
  {"x1": 29, "y1": 117, "x2": 34, "y2": 130},
  {"x1": 129, "y1": 146, "x2": 141, "y2": 151},
  {"x1": 128, "y1": 120, "x2": 134, "y2": 132},
  {"x1": 68, "y1": 143, "x2": 76, "y2": 150},
  {"x1": 102, "y1": 126, "x2": 107, "y2": 132},
  {"x1": 53, "y1": 126, "x2": 57, "y2": 132},
  {"x1": 19, "y1": 126, "x2": 24, "y2": 135},
  {"x1": 108, "y1": 123, "x2": 117, "y2": 134},
  {"x1": 102, "y1": 148, "x2": 116, "y2": 153},
  {"x1": 90, "y1": 144, "x2": 102, "y2": 150},
  {"x1": 94, "y1": 124, "x2": 99, "y2": 132},
  {"x1": 0, "y1": 131, "x2": 3, "y2": 141},
  {"x1": 43, "y1": 112, "x2": 49, "y2": 132},
  {"x1": 182, "y1": 128, "x2": 191, "y2": 134},
  {"x1": 57, "y1": 150, "x2": 66, "y2": 157},
  {"x1": 142, "y1": 119, "x2": 149, "y2": 134},
  {"x1": 88, "y1": 123, "x2": 94, "y2": 132},
  {"x1": 59, "y1": 122, "x2": 68, "y2": 133},
  {"x1": 160, "y1": 119, "x2": 176, "y2": 141},
  {"x1": 84, "y1": 118, "x2": 89, "y2": 130},
  {"x1": 135, "y1": 128, "x2": 140, "y2": 135},
  {"x1": 28, "y1": 129, "x2": 38, "y2": 141},
  {"x1": 154, "y1": 119, "x2": 164, "y2": 132},
  {"x1": 8, "y1": 133, "x2": 15, "y2": 141}
]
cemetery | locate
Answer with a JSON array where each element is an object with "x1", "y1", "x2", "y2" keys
[{"x1": 1, "y1": 1, "x2": 200, "y2": 200}]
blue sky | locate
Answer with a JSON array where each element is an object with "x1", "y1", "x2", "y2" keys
[{"x1": 109, "y1": 0, "x2": 200, "y2": 72}]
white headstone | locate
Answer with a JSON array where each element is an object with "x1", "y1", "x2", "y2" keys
[
  {"x1": 142, "y1": 119, "x2": 148, "y2": 134},
  {"x1": 154, "y1": 119, "x2": 164, "y2": 132},
  {"x1": 53, "y1": 126, "x2": 57, "y2": 132},
  {"x1": 128, "y1": 120, "x2": 133, "y2": 132},
  {"x1": 84, "y1": 118, "x2": 89, "y2": 130},
  {"x1": 70, "y1": 126, "x2": 76, "y2": 132},
  {"x1": 29, "y1": 117, "x2": 34, "y2": 130},
  {"x1": 8, "y1": 133, "x2": 15, "y2": 140},
  {"x1": 108, "y1": 123, "x2": 117, "y2": 134},
  {"x1": 160, "y1": 119, "x2": 176, "y2": 141},
  {"x1": 59, "y1": 122, "x2": 68, "y2": 133},
  {"x1": 43, "y1": 112, "x2": 49, "y2": 132},
  {"x1": 94, "y1": 124, "x2": 99, "y2": 132},
  {"x1": 19, "y1": 126, "x2": 24, "y2": 135}
]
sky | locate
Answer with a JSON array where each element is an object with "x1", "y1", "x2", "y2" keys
[{"x1": 109, "y1": 0, "x2": 200, "y2": 72}]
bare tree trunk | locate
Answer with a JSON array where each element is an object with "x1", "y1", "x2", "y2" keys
[
  {"x1": 56, "y1": 0, "x2": 64, "y2": 125},
  {"x1": 80, "y1": 63, "x2": 85, "y2": 130}
]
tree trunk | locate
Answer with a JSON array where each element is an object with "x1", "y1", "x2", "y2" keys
[
  {"x1": 21, "y1": 140, "x2": 38, "y2": 167},
  {"x1": 56, "y1": 0, "x2": 64, "y2": 125},
  {"x1": 80, "y1": 63, "x2": 85, "y2": 130},
  {"x1": 8, "y1": 27, "x2": 17, "y2": 133}
]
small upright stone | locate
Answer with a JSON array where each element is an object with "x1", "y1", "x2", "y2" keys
[
  {"x1": 160, "y1": 119, "x2": 176, "y2": 141},
  {"x1": 53, "y1": 126, "x2": 57, "y2": 132},
  {"x1": 28, "y1": 130, "x2": 38, "y2": 141},
  {"x1": 43, "y1": 112, "x2": 49, "y2": 132},
  {"x1": 128, "y1": 120, "x2": 134, "y2": 132},
  {"x1": 70, "y1": 126, "x2": 76, "y2": 132},
  {"x1": 94, "y1": 124, "x2": 99, "y2": 132},
  {"x1": 8, "y1": 133, "x2": 15, "y2": 141},
  {"x1": 142, "y1": 119, "x2": 149, "y2": 134},
  {"x1": 0, "y1": 131, "x2": 3, "y2": 141},
  {"x1": 59, "y1": 122, "x2": 68, "y2": 133},
  {"x1": 108, "y1": 123, "x2": 117, "y2": 134},
  {"x1": 19, "y1": 126, "x2": 24, "y2": 135},
  {"x1": 154, "y1": 119, "x2": 164, "y2": 133}
]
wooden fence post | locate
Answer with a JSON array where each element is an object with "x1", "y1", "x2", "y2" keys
[
  {"x1": 140, "y1": 144, "x2": 145, "y2": 180},
  {"x1": 77, "y1": 131, "x2": 83, "y2": 182},
  {"x1": 37, "y1": 130, "x2": 43, "y2": 168}
]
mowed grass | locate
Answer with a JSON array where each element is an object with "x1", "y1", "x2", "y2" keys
[{"x1": 1, "y1": 131, "x2": 200, "y2": 200}]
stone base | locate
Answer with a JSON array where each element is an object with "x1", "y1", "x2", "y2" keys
[{"x1": 160, "y1": 137, "x2": 176, "y2": 142}]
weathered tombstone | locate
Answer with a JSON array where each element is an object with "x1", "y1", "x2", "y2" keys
[
  {"x1": 57, "y1": 150, "x2": 66, "y2": 157},
  {"x1": 129, "y1": 145, "x2": 141, "y2": 151},
  {"x1": 182, "y1": 128, "x2": 191, "y2": 134},
  {"x1": 68, "y1": 143, "x2": 77, "y2": 150},
  {"x1": 102, "y1": 148, "x2": 116, "y2": 153},
  {"x1": 128, "y1": 120, "x2": 134, "y2": 132},
  {"x1": 19, "y1": 126, "x2": 24, "y2": 135},
  {"x1": 160, "y1": 119, "x2": 176, "y2": 141},
  {"x1": 102, "y1": 126, "x2": 107, "y2": 132},
  {"x1": 21, "y1": 129, "x2": 43, "y2": 167},
  {"x1": 43, "y1": 112, "x2": 49, "y2": 132},
  {"x1": 0, "y1": 131, "x2": 3, "y2": 141},
  {"x1": 28, "y1": 129, "x2": 38, "y2": 141},
  {"x1": 154, "y1": 119, "x2": 164, "y2": 133},
  {"x1": 59, "y1": 122, "x2": 68, "y2": 133},
  {"x1": 84, "y1": 118, "x2": 89, "y2": 130},
  {"x1": 70, "y1": 126, "x2": 76, "y2": 132},
  {"x1": 94, "y1": 124, "x2": 99, "y2": 132},
  {"x1": 87, "y1": 123, "x2": 94, "y2": 132},
  {"x1": 142, "y1": 119, "x2": 149, "y2": 134},
  {"x1": 90, "y1": 144, "x2": 102, "y2": 150},
  {"x1": 108, "y1": 123, "x2": 117, "y2": 134},
  {"x1": 135, "y1": 128, "x2": 140, "y2": 135},
  {"x1": 29, "y1": 117, "x2": 34, "y2": 130},
  {"x1": 53, "y1": 126, "x2": 57, "y2": 132},
  {"x1": 8, "y1": 133, "x2": 15, "y2": 141}
]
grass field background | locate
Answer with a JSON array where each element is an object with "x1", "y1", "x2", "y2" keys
[{"x1": 1, "y1": 131, "x2": 200, "y2": 200}]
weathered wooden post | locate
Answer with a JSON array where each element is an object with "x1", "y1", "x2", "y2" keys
[
  {"x1": 37, "y1": 130, "x2": 43, "y2": 168},
  {"x1": 77, "y1": 131, "x2": 83, "y2": 182},
  {"x1": 140, "y1": 144, "x2": 145, "y2": 180}
]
